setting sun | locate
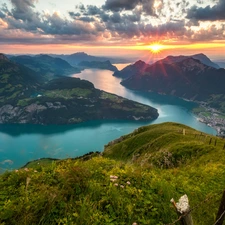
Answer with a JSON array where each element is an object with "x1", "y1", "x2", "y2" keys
[{"x1": 148, "y1": 43, "x2": 164, "y2": 53}]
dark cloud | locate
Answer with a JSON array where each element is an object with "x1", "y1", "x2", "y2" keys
[
  {"x1": 69, "y1": 12, "x2": 81, "y2": 18},
  {"x1": 0, "y1": 10, "x2": 5, "y2": 19},
  {"x1": 103, "y1": 0, "x2": 155, "y2": 15},
  {"x1": 187, "y1": 0, "x2": 225, "y2": 21},
  {"x1": 10, "y1": 0, "x2": 38, "y2": 22},
  {"x1": 86, "y1": 5, "x2": 102, "y2": 15},
  {"x1": 78, "y1": 17, "x2": 95, "y2": 22},
  {"x1": 103, "y1": 0, "x2": 140, "y2": 11}
]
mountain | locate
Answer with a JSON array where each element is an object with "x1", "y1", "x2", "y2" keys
[
  {"x1": 0, "y1": 53, "x2": 41, "y2": 106},
  {"x1": 114, "y1": 53, "x2": 220, "y2": 80},
  {"x1": 120, "y1": 57, "x2": 225, "y2": 116},
  {"x1": 113, "y1": 60, "x2": 150, "y2": 79},
  {"x1": 157, "y1": 53, "x2": 220, "y2": 69},
  {"x1": 78, "y1": 60, "x2": 118, "y2": 72},
  {"x1": 1, "y1": 122, "x2": 224, "y2": 224},
  {"x1": 122, "y1": 58, "x2": 225, "y2": 99},
  {"x1": 50, "y1": 52, "x2": 131, "y2": 66},
  {"x1": 0, "y1": 70, "x2": 158, "y2": 124},
  {"x1": 11, "y1": 54, "x2": 80, "y2": 78},
  {"x1": 121, "y1": 57, "x2": 225, "y2": 98},
  {"x1": 0, "y1": 54, "x2": 158, "y2": 124}
]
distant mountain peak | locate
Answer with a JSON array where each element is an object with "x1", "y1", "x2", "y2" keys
[
  {"x1": 134, "y1": 60, "x2": 147, "y2": 65},
  {"x1": 133, "y1": 60, "x2": 149, "y2": 70},
  {"x1": 71, "y1": 52, "x2": 88, "y2": 56},
  {"x1": 0, "y1": 53, "x2": 9, "y2": 61},
  {"x1": 157, "y1": 53, "x2": 220, "y2": 69}
]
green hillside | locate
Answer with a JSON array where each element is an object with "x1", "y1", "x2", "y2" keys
[
  {"x1": 0, "y1": 54, "x2": 41, "y2": 106},
  {"x1": 10, "y1": 55, "x2": 80, "y2": 79},
  {"x1": 1, "y1": 122, "x2": 225, "y2": 224},
  {"x1": 0, "y1": 54, "x2": 158, "y2": 124}
]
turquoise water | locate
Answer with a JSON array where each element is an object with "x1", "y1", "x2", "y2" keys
[{"x1": 0, "y1": 67, "x2": 216, "y2": 172}]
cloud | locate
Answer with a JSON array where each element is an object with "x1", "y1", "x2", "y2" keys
[
  {"x1": 10, "y1": 0, "x2": 39, "y2": 22},
  {"x1": 187, "y1": 0, "x2": 225, "y2": 21},
  {"x1": 0, "y1": 0, "x2": 224, "y2": 46},
  {"x1": 103, "y1": 0, "x2": 155, "y2": 15},
  {"x1": 103, "y1": 0, "x2": 140, "y2": 11}
]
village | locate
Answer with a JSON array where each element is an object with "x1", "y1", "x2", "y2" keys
[{"x1": 196, "y1": 105, "x2": 225, "y2": 137}]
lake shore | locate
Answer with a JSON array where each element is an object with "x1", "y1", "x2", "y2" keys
[{"x1": 192, "y1": 103, "x2": 225, "y2": 137}]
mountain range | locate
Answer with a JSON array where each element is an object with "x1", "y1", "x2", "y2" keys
[
  {"x1": 10, "y1": 55, "x2": 80, "y2": 79},
  {"x1": 114, "y1": 53, "x2": 220, "y2": 79},
  {"x1": 0, "y1": 54, "x2": 158, "y2": 124},
  {"x1": 49, "y1": 52, "x2": 131, "y2": 66},
  {"x1": 114, "y1": 53, "x2": 225, "y2": 113}
]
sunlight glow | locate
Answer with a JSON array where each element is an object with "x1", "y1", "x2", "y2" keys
[{"x1": 148, "y1": 43, "x2": 164, "y2": 53}]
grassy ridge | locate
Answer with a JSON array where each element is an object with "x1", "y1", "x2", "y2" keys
[{"x1": 1, "y1": 122, "x2": 225, "y2": 224}]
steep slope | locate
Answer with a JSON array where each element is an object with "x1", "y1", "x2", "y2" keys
[
  {"x1": 0, "y1": 53, "x2": 41, "y2": 106},
  {"x1": 121, "y1": 58, "x2": 225, "y2": 101},
  {"x1": 11, "y1": 54, "x2": 80, "y2": 78},
  {"x1": 1, "y1": 122, "x2": 225, "y2": 224},
  {"x1": 113, "y1": 60, "x2": 150, "y2": 79},
  {"x1": 114, "y1": 53, "x2": 220, "y2": 80},
  {"x1": 0, "y1": 74, "x2": 158, "y2": 124},
  {"x1": 157, "y1": 53, "x2": 220, "y2": 69},
  {"x1": 104, "y1": 122, "x2": 220, "y2": 164}
]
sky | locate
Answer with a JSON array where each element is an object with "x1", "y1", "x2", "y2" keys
[{"x1": 0, "y1": 0, "x2": 225, "y2": 60}]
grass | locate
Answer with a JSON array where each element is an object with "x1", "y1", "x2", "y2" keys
[
  {"x1": 100, "y1": 92, "x2": 123, "y2": 103},
  {"x1": 17, "y1": 98, "x2": 31, "y2": 107},
  {"x1": 44, "y1": 88, "x2": 92, "y2": 99},
  {"x1": 1, "y1": 122, "x2": 225, "y2": 224}
]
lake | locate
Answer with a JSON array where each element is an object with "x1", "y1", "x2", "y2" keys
[{"x1": 0, "y1": 66, "x2": 216, "y2": 172}]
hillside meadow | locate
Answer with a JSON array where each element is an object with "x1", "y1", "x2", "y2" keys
[{"x1": 1, "y1": 122, "x2": 225, "y2": 224}]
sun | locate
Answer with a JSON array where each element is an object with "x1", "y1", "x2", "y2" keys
[{"x1": 148, "y1": 43, "x2": 164, "y2": 53}]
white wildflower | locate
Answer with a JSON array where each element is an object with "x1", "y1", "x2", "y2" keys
[
  {"x1": 110, "y1": 178, "x2": 117, "y2": 182},
  {"x1": 110, "y1": 175, "x2": 118, "y2": 179}
]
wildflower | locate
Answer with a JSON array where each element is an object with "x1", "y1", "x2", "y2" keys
[
  {"x1": 15, "y1": 170, "x2": 18, "y2": 173},
  {"x1": 132, "y1": 223, "x2": 138, "y2": 225},
  {"x1": 110, "y1": 175, "x2": 118, "y2": 179},
  {"x1": 24, "y1": 168, "x2": 29, "y2": 172},
  {"x1": 126, "y1": 181, "x2": 131, "y2": 185},
  {"x1": 114, "y1": 183, "x2": 118, "y2": 186},
  {"x1": 110, "y1": 178, "x2": 117, "y2": 182},
  {"x1": 34, "y1": 170, "x2": 37, "y2": 173},
  {"x1": 120, "y1": 185, "x2": 124, "y2": 188}
]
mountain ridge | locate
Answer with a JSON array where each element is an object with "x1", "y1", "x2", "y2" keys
[
  {"x1": 0, "y1": 54, "x2": 158, "y2": 124},
  {"x1": 10, "y1": 54, "x2": 80, "y2": 78},
  {"x1": 121, "y1": 57, "x2": 225, "y2": 101},
  {"x1": 1, "y1": 122, "x2": 224, "y2": 224}
]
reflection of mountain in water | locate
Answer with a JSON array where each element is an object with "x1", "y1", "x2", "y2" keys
[
  {"x1": 0, "y1": 120, "x2": 149, "y2": 137},
  {"x1": 130, "y1": 90, "x2": 197, "y2": 108}
]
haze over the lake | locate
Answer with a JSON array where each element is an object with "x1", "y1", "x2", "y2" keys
[{"x1": 0, "y1": 0, "x2": 225, "y2": 60}]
